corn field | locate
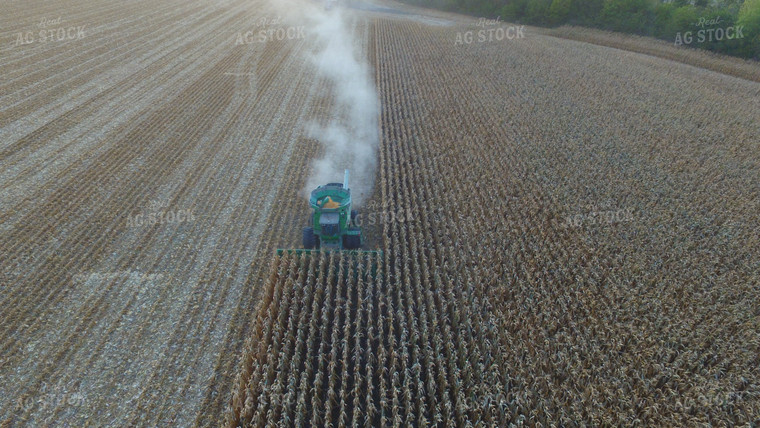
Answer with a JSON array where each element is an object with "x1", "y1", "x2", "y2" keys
[
  {"x1": 2, "y1": 0, "x2": 759, "y2": 426},
  {"x1": 227, "y1": 15, "x2": 760, "y2": 428},
  {"x1": 225, "y1": 247, "x2": 510, "y2": 426}
]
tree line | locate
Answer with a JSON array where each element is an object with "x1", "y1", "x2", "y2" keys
[{"x1": 399, "y1": 0, "x2": 760, "y2": 59}]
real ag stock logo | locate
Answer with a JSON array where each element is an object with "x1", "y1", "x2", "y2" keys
[
  {"x1": 561, "y1": 200, "x2": 636, "y2": 229},
  {"x1": 13, "y1": 16, "x2": 86, "y2": 46},
  {"x1": 674, "y1": 16, "x2": 744, "y2": 46},
  {"x1": 352, "y1": 201, "x2": 415, "y2": 227},
  {"x1": 15, "y1": 384, "x2": 84, "y2": 412},
  {"x1": 126, "y1": 199, "x2": 195, "y2": 228},
  {"x1": 234, "y1": 15, "x2": 305, "y2": 45},
  {"x1": 455, "y1": 16, "x2": 525, "y2": 46}
]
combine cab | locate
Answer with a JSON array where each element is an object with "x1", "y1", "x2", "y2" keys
[{"x1": 302, "y1": 170, "x2": 361, "y2": 250}]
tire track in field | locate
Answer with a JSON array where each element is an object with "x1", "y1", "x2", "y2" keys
[
  {"x1": 1, "y1": 2, "x2": 330, "y2": 425},
  {"x1": 0, "y1": 1, "x2": 258, "y2": 420},
  {"x1": 0, "y1": 0, "x2": 169, "y2": 85},
  {"x1": 0, "y1": 0, "x2": 199, "y2": 117},
  {"x1": 0, "y1": 3, "x2": 255, "y2": 339},
  {"x1": 4, "y1": 2, "x2": 249, "y2": 234},
  {"x1": 0, "y1": 3, "x2": 226, "y2": 166},
  {"x1": 195, "y1": 73, "x2": 338, "y2": 428},
  {"x1": 0, "y1": 2, "x2": 249, "y2": 216},
  {"x1": 124, "y1": 41, "x2": 320, "y2": 426},
  {"x1": 1, "y1": 47, "x2": 243, "y2": 423}
]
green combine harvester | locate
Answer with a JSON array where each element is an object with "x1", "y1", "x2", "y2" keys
[
  {"x1": 277, "y1": 170, "x2": 381, "y2": 259},
  {"x1": 303, "y1": 169, "x2": 360, "y2": 250}
]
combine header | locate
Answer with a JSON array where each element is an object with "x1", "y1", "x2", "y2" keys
[{"x1": 277, "y1": 170, "x2": 381, "y2": 259}]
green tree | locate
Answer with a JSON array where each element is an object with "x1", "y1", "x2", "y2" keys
[
  {"x1": 470, "y1": 0, "x2": 499, "y2": 15},
  {"x1": 738, "y1": 0, "x2": 760, "y2": 57},
  {"x1": 525, "y1": 0, "x2": 552, "y2": 25},
  {"x1": 671, "y1": 5, "x2": 699, "y2": 32},
  {"x1": 652, "y1": 3, "x2": 677, "y2": 38},
  {"x1": 567, "y1": 0, "x2": 604, "y2": 25},
  {"x1": 548, "y1": 0, "x2": 573, "y2": 25},
  {"x1": 500, "y1": 0, "x2": 528, "y2": 21},
  {"x1": 600, "y1": 0, "x2": 656, "y2": 35}
]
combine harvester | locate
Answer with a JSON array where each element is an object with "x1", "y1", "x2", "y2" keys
[{"x1": 278, "y1": 170, "x2": 381, "y2": 261}]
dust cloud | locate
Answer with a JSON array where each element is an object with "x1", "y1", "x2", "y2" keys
[{"x1": 261, "y1": 0, "x2": 380, "y2": 206}]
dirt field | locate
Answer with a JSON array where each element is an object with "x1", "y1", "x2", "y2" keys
[{"x1": 1, "y1": 0, "x2": 759, "y2": 426}]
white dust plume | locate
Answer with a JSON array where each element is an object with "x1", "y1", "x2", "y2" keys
[{"x1": 260, "y1": 1, "x2": 379, "y2": 206}]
